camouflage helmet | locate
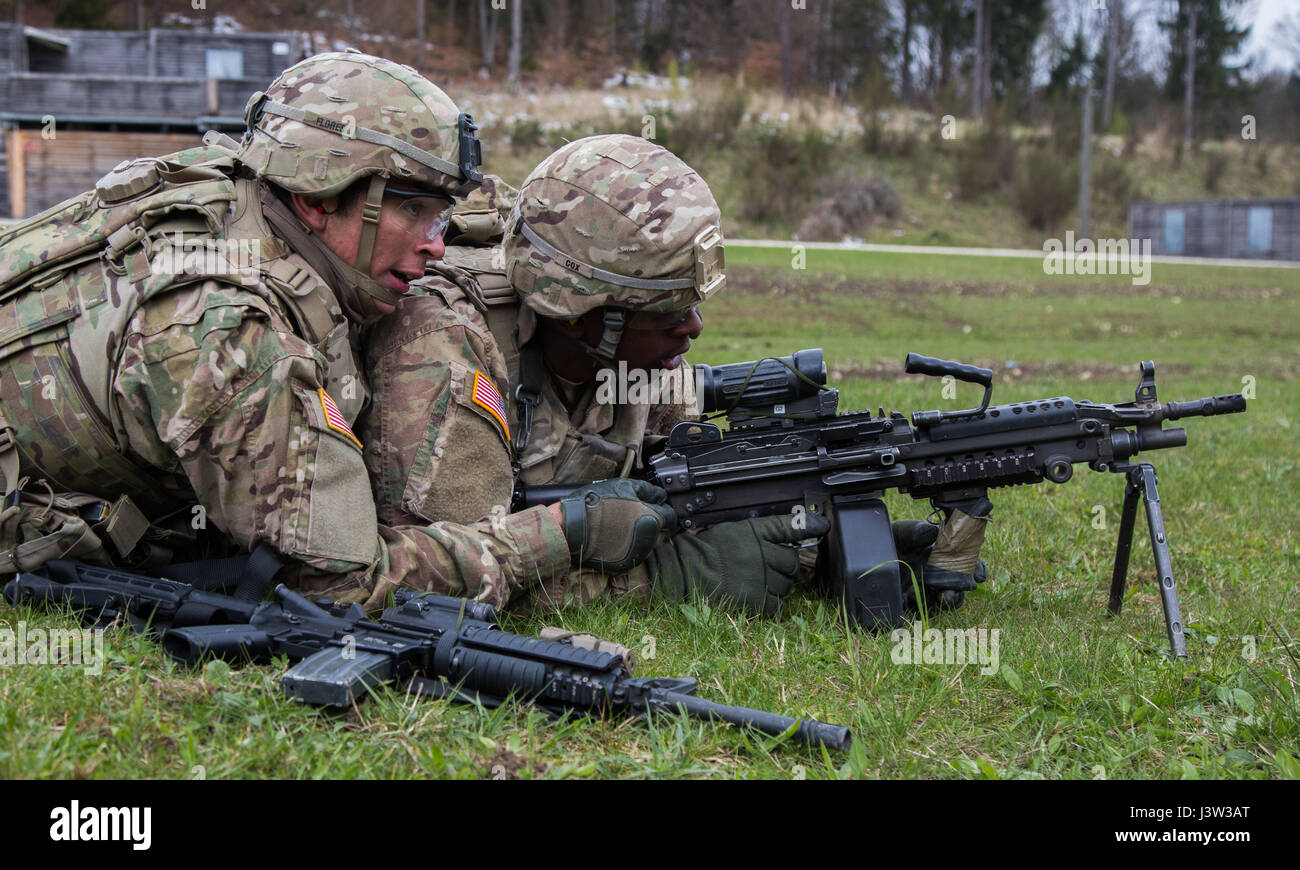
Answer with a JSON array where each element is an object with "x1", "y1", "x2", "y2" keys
[
  {"x1": 238, "y1": 50, "x2": 482, "y2": 200},
  {"x1": 504, "y1": 134, "x2": 725, "y2": 322}
]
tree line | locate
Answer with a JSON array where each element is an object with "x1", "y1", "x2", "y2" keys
[{"x1": 10, "y1": 0, "x2": 1299, "y2": 141}]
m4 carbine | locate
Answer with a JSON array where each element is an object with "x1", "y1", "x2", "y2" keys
[
  {"x1": 3, "y1": 561, "x2": 850, "y2": 750},
  {"x1": 651, "y1": 349, "x2": 1246, "y2": 657}
]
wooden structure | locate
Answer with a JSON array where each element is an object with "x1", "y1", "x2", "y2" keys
[
  {"x1": 1, "y1": 24, "x2": 300, "y2": 218},
  {"x1": 1129, "y1": 198, "x2": 1300, "y2": 261}
]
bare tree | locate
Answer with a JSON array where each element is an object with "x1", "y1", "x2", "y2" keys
[
  {"x1": 478, "y1": 0, "x2": 499, "y2": 74},
  {"x1": 550, "y1": 0, "x2": 569, "y2": 51},
  {"x1": 507, "y1": 0, "x2": 522, "y2": 83},
  {"x1": 781, "y1": 0, "x2": 793, "y2": 98},
  {"x1": 900, "y1": 0, "x2": 914, "y2": 105},
  {"x1": 1184, "y1": 1, "x2": 1197, "y2": 146},
  {"x1": 1273, "y1": 8, "x2": 1300, "y2": 68},
  {"x1": 972, "y1": 0, "x2": 993, "y2": 118},
  {"x1": 417, "y1": 0, "x2": 426, "y2": 70},
  {"x1": 1102, "y1": 0, "x2": 1120, "y2": 130}
]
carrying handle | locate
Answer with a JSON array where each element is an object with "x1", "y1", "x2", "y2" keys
[{"x1": 905, "y1": 352, "x2": 994, "y2": 424}]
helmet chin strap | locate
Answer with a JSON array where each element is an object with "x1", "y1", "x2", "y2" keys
[
  {"x1": 258, "y1": 180, "x2": 402, "y2": 325},
  {"x1": 354, "y1": 174, "x2": 386, "y2": 276},
  {"x1": 334, "y1": 174, "x2": 403, "y2": 321},
  {"x1": 583, "y1": 308, "x2": 625, "y2": 369}
]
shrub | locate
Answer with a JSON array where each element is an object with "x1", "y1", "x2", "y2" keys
[
  {"x1": 1093, "y1": 153, "x2": 1142, "y2": 224},
  {"x1": 1012, "y1": 147, "x2": 1078, "y2": 234},
  {"x1": 734, "y1": 124, "x2": 840, "y2": 223},
  {"x1": 505, "y1": 116, "x2": 547, "y2": 154},
  {"x1": 1203, "y1": 149, "x2": 1229, "y2": 193},
  {"x1": 654, "y1": 85, "x2": 748, "y2": 164},
  {"x1": 795, "y1": 171, "x2": 901, "y2": 241},
  {"x1": 954, "y1": 123, "x2": 1015, "y2": 201},
  {"x1": 1254, "y1": 145, "x2": 1269, "y2": 177}
]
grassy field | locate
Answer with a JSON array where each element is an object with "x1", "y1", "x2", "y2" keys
[{"x1": 2, "y1": 249, "x2": 1297, "y2": 779}]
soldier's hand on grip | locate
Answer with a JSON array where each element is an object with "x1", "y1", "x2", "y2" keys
[
  {"x1": 646, "y1": 512, "x2": 832, "y2": 616},
  {"x1": 559, "y1": 479, "x2": 678, "y2": 574}
]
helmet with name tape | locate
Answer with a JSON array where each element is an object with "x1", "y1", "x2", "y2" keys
[
  {"x1": 504, "y1": 134, "x2": 723, "y2": 322},
  {"x1": 238, "y1": 50, "x2": 482, "y2": 200}
]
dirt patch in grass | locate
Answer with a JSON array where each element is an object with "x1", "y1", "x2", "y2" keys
[
  {"x1": 488, "y1": 748, "x2": 545, "y2": 780},
  {"x1": 728, "y1": 266, "x2": 1295, "y2": 303}
]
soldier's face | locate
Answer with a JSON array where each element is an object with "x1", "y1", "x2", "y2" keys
[
  {"x1": 316, "y1": 192, "x2": 451, "y2": 312},
  {"x1": 581, "y1": 305, "x2": 704, "y2": 372}
]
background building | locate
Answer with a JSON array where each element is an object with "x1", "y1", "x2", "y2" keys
[
  {"x1": 1, "y1": 24, "x2": 299, "y2": 218},
  {"x1": 1129, "y1": 198, "x2": 1300, "y2": 261}
]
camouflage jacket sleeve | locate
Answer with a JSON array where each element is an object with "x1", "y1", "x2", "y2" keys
[
  {"x1": 111, "y1": 281, "x2": 569, "y2": 612},
  {"x1": 360, "y1": 283, "x2": 515, "y2": 528},
  {"x1": 360, "y1": 284, "x2": 660, "y2": 610}
]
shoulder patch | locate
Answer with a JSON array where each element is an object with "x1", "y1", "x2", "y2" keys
[
  {"x1": 470, "y1": 370, "x2": 511, "y2": 440},
  {"x1": 318, "y1": 388, "x2": 364, "y2": 451}
]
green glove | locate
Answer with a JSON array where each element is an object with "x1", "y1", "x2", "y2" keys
[
  {"x1": 645, "y1": 512, "x2": 832, "y2": 616},
  {"x1": 892, "y1": 518, "x2": 939, "y2": 591},
  {"x1": 559, "y1": 479, "x2": 678, "y2": 574}
]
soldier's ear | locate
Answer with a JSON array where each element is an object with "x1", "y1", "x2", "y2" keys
[{"x1": 289, "y1": 193, "x2": 340, "y2": 231}]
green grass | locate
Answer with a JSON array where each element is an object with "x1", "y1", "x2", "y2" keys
[{"x1": 3, "y1": 250, "x2": 1298, "y2": 779}]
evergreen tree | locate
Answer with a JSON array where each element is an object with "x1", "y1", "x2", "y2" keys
[{"x1": 1161, "y1": 0, "x2": 1251, "y2": 134}]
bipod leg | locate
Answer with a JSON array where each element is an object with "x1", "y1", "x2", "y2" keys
[
  {"x1": 1135, "y1": 464, "x2": 1188, "y2": 659},
  {"x1": 1107, "y1": 474, "x2": 1142, "y2": 617}
]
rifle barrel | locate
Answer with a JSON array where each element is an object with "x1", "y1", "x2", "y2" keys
[{"x1": 645, "y1": 688, "x2": 852, "y2": 750}]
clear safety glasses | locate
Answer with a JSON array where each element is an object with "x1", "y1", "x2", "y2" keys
[
  {"x1": 386, "y1": 191, "x2": 456, "y2": 243},
  {"x1": 624, "y1": 305, "x2": 701, "y2": 331}
]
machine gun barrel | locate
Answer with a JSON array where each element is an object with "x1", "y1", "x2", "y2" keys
[{"x1": 1163, "y1": 394, "x2": 1248, "y2": 419}]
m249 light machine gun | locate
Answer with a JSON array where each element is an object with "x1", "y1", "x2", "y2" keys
[{"x1": 653, "y1": 349, "x2": 1246, "y2": 657}]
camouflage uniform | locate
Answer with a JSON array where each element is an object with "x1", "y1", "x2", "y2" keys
[
  {"x1": 0, "y1": 53, "x2": 570, "y2": 612},
  {"x1": 360, "y1": 136, "x2": 724, "y2": 607}
]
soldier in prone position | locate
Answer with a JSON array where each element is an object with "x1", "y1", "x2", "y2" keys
[
  {"x1": 361, "y1": 135, "x2": 835, "y2": 615},
  {"x1": 362, "y1": 134, "x2": 993, "y2": 616},
  {"x1": 0, "y1": 54, "x2": 673, "y2": 611}
]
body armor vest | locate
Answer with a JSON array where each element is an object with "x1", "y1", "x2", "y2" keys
[
  {"x1": 433, "y1": 244, "x2": 651, "y2": 487},
  {"x1": 0, "y1": 134, "x2": 366, "y2": 519}
]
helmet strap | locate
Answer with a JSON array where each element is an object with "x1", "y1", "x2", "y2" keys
[
  {"x1": 354, "y1": 174, "x2": 387, "y2": 276},
  {"x1": 584, "y1": 308, "x2": 625, "y2": 369},
  {"x1": 260, "y1": 182, "x2": 401, "y2": 324}
]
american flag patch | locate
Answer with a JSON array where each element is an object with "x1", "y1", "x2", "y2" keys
[
  {"x1": 471, "y1": 370, "x2": 511, "y2": 440},
  {"x1": 318, "y1": 388, "x2": 363, "y2": 450}
]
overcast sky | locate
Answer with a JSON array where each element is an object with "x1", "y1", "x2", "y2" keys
[{"x1": 1236, "y1": 0, "x2": 1299, "y2": 75}]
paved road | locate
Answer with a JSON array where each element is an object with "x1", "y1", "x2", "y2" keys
[
  {"x1": 3, "y1": 220, "x2": 1296, "y2": 270},
  {"x1": 729, "y1": 238, "x2": 1300, "y2": 270}
]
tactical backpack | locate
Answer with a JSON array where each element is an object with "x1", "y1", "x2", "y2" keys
[
  {"x1": 0, "y1": 132, "x2": 344, "y2": 573},
  {"x1": 424, "y1": 174, "x2": 523, "y2": 378}
]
